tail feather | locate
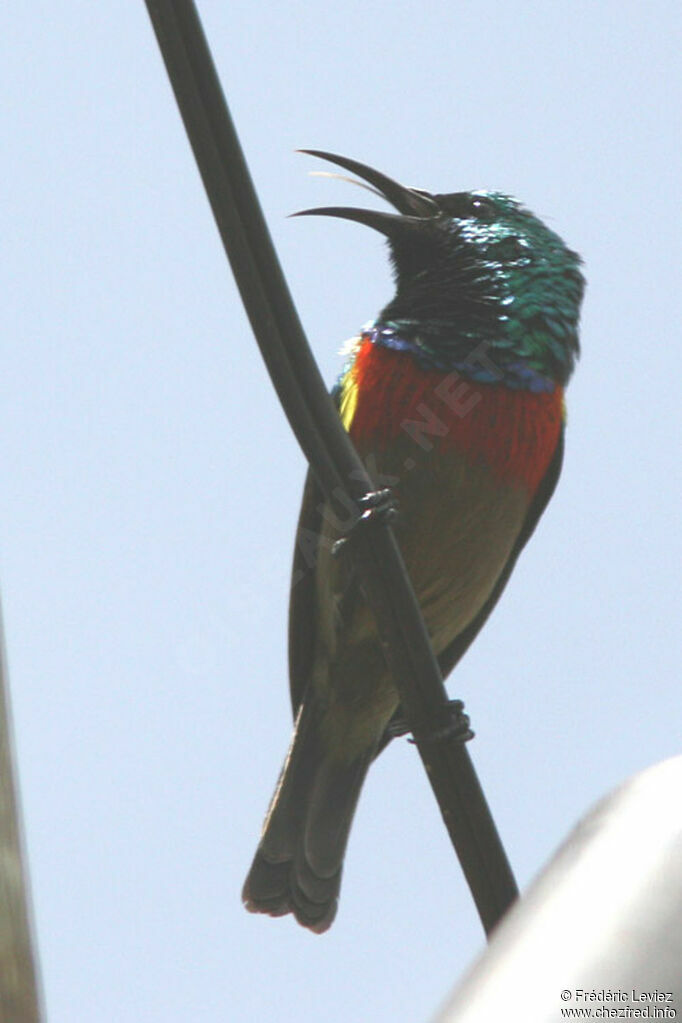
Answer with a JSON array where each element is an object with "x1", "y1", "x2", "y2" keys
[{"x1": 242, "y1": 698, "x2": 374, "y2": 933}]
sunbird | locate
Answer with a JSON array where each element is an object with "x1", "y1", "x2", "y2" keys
[{"x1": 243, "y1": 151, "x2": 584, "y2": 932}]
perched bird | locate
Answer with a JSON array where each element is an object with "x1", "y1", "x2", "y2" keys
[{"x1": 243, "y1": 151, "x2": 584, "y2": 933}]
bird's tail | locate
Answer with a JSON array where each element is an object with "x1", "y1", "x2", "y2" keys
[{"x1": 242, "y1": 697, "x2": 374, "y2": 933}]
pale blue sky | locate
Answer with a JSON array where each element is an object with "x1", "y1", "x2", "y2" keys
[{"x1": 2, "y1": 3, "x2": 680, "y2": 1020}]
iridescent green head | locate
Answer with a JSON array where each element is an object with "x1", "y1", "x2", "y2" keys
[{"x1": 295, "y1": 151, "x2": 585, "y2": 385}]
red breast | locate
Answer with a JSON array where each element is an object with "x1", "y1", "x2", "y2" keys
[{"x1": 344, "y1": 339, "x2": 563, "y2": 495}]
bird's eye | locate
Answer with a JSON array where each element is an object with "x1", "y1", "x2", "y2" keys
[
  {"x1": 433, "y1": 192, "x2": 498, "y2": 221},
  {"x1": 469, "y1": 196, "x2": 496, "y2": 220}
]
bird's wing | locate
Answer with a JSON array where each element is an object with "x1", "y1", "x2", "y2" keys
[{"x1": 288, "y1": 465, "x2": 325, "y2": 717}]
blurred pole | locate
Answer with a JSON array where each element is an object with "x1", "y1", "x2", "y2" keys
[
  {"x1": 0, "y1": 606, "x2": 43, "y2": 1022},
  {"x1": 436, "y1": 756, "x2": 682, "y2": 1022}
]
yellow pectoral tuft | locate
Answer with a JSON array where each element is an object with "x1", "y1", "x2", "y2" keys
[{"x1": 338, "y1": 366, "x2": 359, "y2": 432}]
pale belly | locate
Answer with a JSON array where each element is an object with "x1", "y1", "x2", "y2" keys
[{"x1": 311, "y1": 439, "x2": 531, "y2": 757}]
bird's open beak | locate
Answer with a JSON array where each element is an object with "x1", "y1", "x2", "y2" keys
[{"x1": 292, "y1": 150, "x2": 438, "y2": 238}]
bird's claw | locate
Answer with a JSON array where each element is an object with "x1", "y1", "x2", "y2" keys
[
  {"x1": 385, "y1": 699, "x2": 474, "y2": 745},
  {"x1": 332, "y1": 488, "x2": 399, "y2": 555}
]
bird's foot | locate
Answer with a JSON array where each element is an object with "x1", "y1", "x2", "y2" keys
[
  {"x1": 385, "y1": 699, "x2": 474, "y2": 745},
  {"x1": 332, "y1": 488, "x2": 399, "y2": 555}
]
